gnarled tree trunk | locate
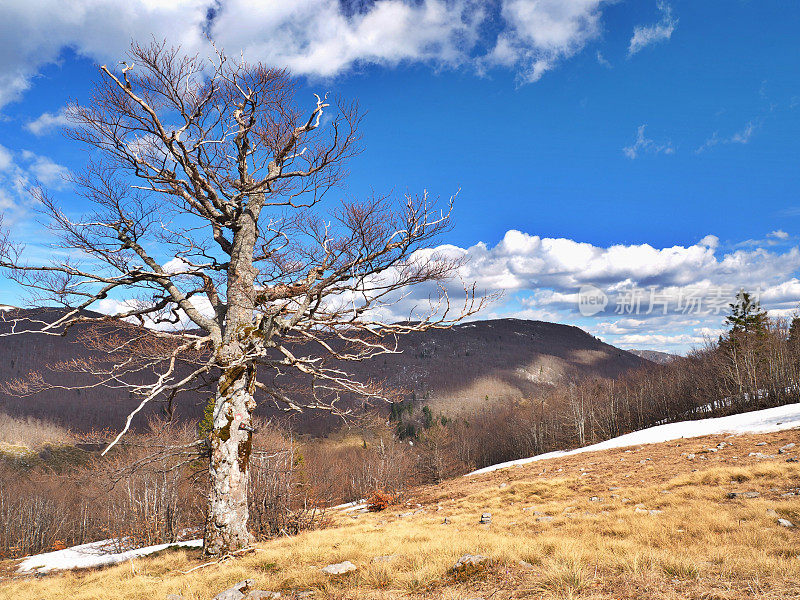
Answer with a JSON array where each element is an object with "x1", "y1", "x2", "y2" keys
[{"x1": 204, "y1": 363, "x2": 257, "y2": 555}]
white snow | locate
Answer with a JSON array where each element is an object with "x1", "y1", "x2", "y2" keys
[
  {"x1": 468, "y1": 402, "x2": 800, "y2": 476},
  {"x1": 329, "y1": 499, "x2": 368, "y2": 512},
  {"x1": 16, "y1": 538, "x2": 202, "y2": 574}
]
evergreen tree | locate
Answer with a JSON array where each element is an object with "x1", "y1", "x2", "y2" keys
[{"x1": 725, "y1": 290, "x2": 768, "y2": 336}]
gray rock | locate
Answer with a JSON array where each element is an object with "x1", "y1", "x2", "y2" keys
[
  {"x1": 245, "y1": 593, "x2": 280, "y2": 600},
  {"x1": 755, "y1": 441, "x2": 767, "y2": 446},
  {"x1": 748, "y1": 452, "x2": 776, "y2": 459},
  {"x1": 321, "y1": 561, "x2": 356, "y2": 575},
  {"x1": 479, "y1": 512, "x2": 492, "y2": 524},
  {"x1": 295, "y1": 592, "x2": 315, "y2": 599},
  {"x1": 371, "y1": 555, "x2": 397, "y2": 563},
  {"x1": 780, "y1": 443, "x2": 796, "y2": 454},
  {"x1": 589, "y1": 496, "x2": 602, "y2": 502},
  {"x1": 766, "y1": 509, "x2": 779, "y2": 517},
  {"x1": 519, "y1": 560, "x2": 534, "y2": 569},
  {"x1": 536, "y1": 516, "x2": 554, "y2": 523},
  {"x1": 727, "y1": 491, "x2": 760, "y2": 499},
  {"x1": 788, "y1": 457, "x2": 799, "y2": 463},
  {"x1": 213, "y1": 580, "x2": 254, "y2": 600},
  {"x1": 778, "y1": 518, "x2": 795, "y2": 528},
  {"x1": 453, "y1": 554, "x2": 488, "y2": 569}
]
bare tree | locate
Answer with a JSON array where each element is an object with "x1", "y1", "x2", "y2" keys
[{"x1": 0, "y1": 41, "x2": 485, "y2": 555}]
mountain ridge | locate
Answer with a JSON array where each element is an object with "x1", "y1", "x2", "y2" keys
[{"x1": 0, "y1": 310, "x2": 647, "y2": 434}]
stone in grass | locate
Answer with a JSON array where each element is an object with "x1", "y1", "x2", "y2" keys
[
  {"x1": 779, "y1": 443, "x2": 796, "y2": 454},
  {"x1": 536, "y1": 515, "x2": 554, "y2": 523},
  {"x1": 212, "y1": 580, "x2": 254, "y2": 600},
  {"x1": 321, "y1": 561, "x2": 357, "y2": 575},
  {"x1": 371, "y1": 555, "x2": 397, "y2": 563},
  {"x1": 453, "y1": 554, "x2": 489, "y2": 570},
  {"x1": 778, "y1": 519, "x2": 795, "y2": 528},
  {"x1": 727, "y1": 491, "x2": 760, "y2": 499},
  {"x1": 480, "y1": 512, "x2": 492, "y2": 524},
  {"x1": 245, "y1": 593, "x2": 281, "y2": 600}
]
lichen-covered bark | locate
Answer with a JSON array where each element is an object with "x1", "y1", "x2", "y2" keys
[{"x1": 204, "y1": 363, "x2": 256, "y2": 555}]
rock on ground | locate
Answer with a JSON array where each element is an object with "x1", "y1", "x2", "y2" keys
[
  {"x1": 453, "y1": 554, "x2": 489, "y2": 569},
  {"x1": 212, "y1": 580, "x2": 254, "y2": 600},
  {"x1": 321, "y1": 561, "x2": 357, "y2": 575}
]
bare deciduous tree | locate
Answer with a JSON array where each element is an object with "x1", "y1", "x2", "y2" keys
[{"x1": 0, "y1": 41, "x2": 485, "y2": 555}]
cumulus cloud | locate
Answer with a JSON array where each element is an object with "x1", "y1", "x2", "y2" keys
[
  {"x1": 486, "y1": 0, "x2": 608, "y2": 82},
  {"x1": 0, "y1": 144, "x2": 70, "y2": 219},
  {"x1": 628, "y1": 1, "x2": 677, "y2": 55},
  {"x1": 0, "y1": 0, "x2": 208, "y2": 108},
  {"x1": 623, "y1": 124, "x2": 674, "y2": 159},
  {"x1": 26, "y1": 107, "x2": 72, "y2": 136},
  {"x1": 371, "y1": 229, "x2": 800, "y2": 353},
  {"x1": 0, "y1": 1, "x2": 623, "y2": 110},
  {"x1": 211, "y1": 0, "x2": 485, "y2": 78}
]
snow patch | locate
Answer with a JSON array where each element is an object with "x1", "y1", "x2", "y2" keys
[
  {"x1": 329, "y1": 499, "x2": 368, "y2": 512},
  {"x1": 468, "y1": 403, "x2": 800, "y2": 476},
  {"x1": 16, "y1": 538, "x2": 202, "y2": 574}
]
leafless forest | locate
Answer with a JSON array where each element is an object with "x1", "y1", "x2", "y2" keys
[{"x1": 1, "y1": 304, "x2": 797, "y2": 559}]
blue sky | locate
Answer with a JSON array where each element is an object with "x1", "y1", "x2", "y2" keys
[{"x1": 0, "y1": 0, "x2": 799, "y2": 353}]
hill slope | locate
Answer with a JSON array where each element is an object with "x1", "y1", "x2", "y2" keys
[
  {"x1": 0, "y1": 311, "x2": 646, "y2": 433},
  {"x1": 3, "y1": 412, "x2": 798, "y2": 599}
]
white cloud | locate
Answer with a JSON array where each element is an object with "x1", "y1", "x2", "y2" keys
[
  {"x1": 26, "y1": 107, "x2": 72, "y2": 136},
  {"x1": 628, "y1": 1, "x2": 677, "y2": 55},
  {"x1": 212, "y1": 0, "x2": 485, "y2": 78},
  {"x1": 0, "y1": 144, "x2": 13, "y2": 171},
  {"x1": 0, "y1": 0, "x2": 624, "y2": 110},
  {"x1": 623, "y1": 124, "x2": 674, "y2": 159},
  {"x1": 486, "y1": 0, "x2": 608, "y2": 82},
  {"x1": 0, "y1": 0, "x2": 208, "y2": 108},
  {"x1": 696, "y1": 120, "x2": 760, "y2": 153},
  {"x1": 596, "y1": 50, "x2": 612, "y2": 68},
  {"x1": 769, "y1": 230, "x2": 790, "y2": 240},
  {"x1": 369, "y1": 229, "x2": 800, "y2": 353},
  {"x1": 20, "y1": 150, "x2": 70, "y2": 188},
  {"x1": 0, "y1": 145, "x2": 70, "y2": 221}
]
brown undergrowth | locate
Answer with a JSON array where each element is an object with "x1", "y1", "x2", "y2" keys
[{"x1": 1, "y1": 429, "x2": 799, "y2": 600}]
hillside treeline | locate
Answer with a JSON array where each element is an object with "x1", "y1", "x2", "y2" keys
[{"x1": 3, "y1": 292, "x2": 799, "y2": 558}]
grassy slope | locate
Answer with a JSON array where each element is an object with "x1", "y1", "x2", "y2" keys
[{"x1": 2, "y1": 429, "x2": 799, "y2": 600}]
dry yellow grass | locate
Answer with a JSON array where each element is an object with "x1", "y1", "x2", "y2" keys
[{"x1": 2, "y1": 429, "x2": 799, "y2": 599}]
